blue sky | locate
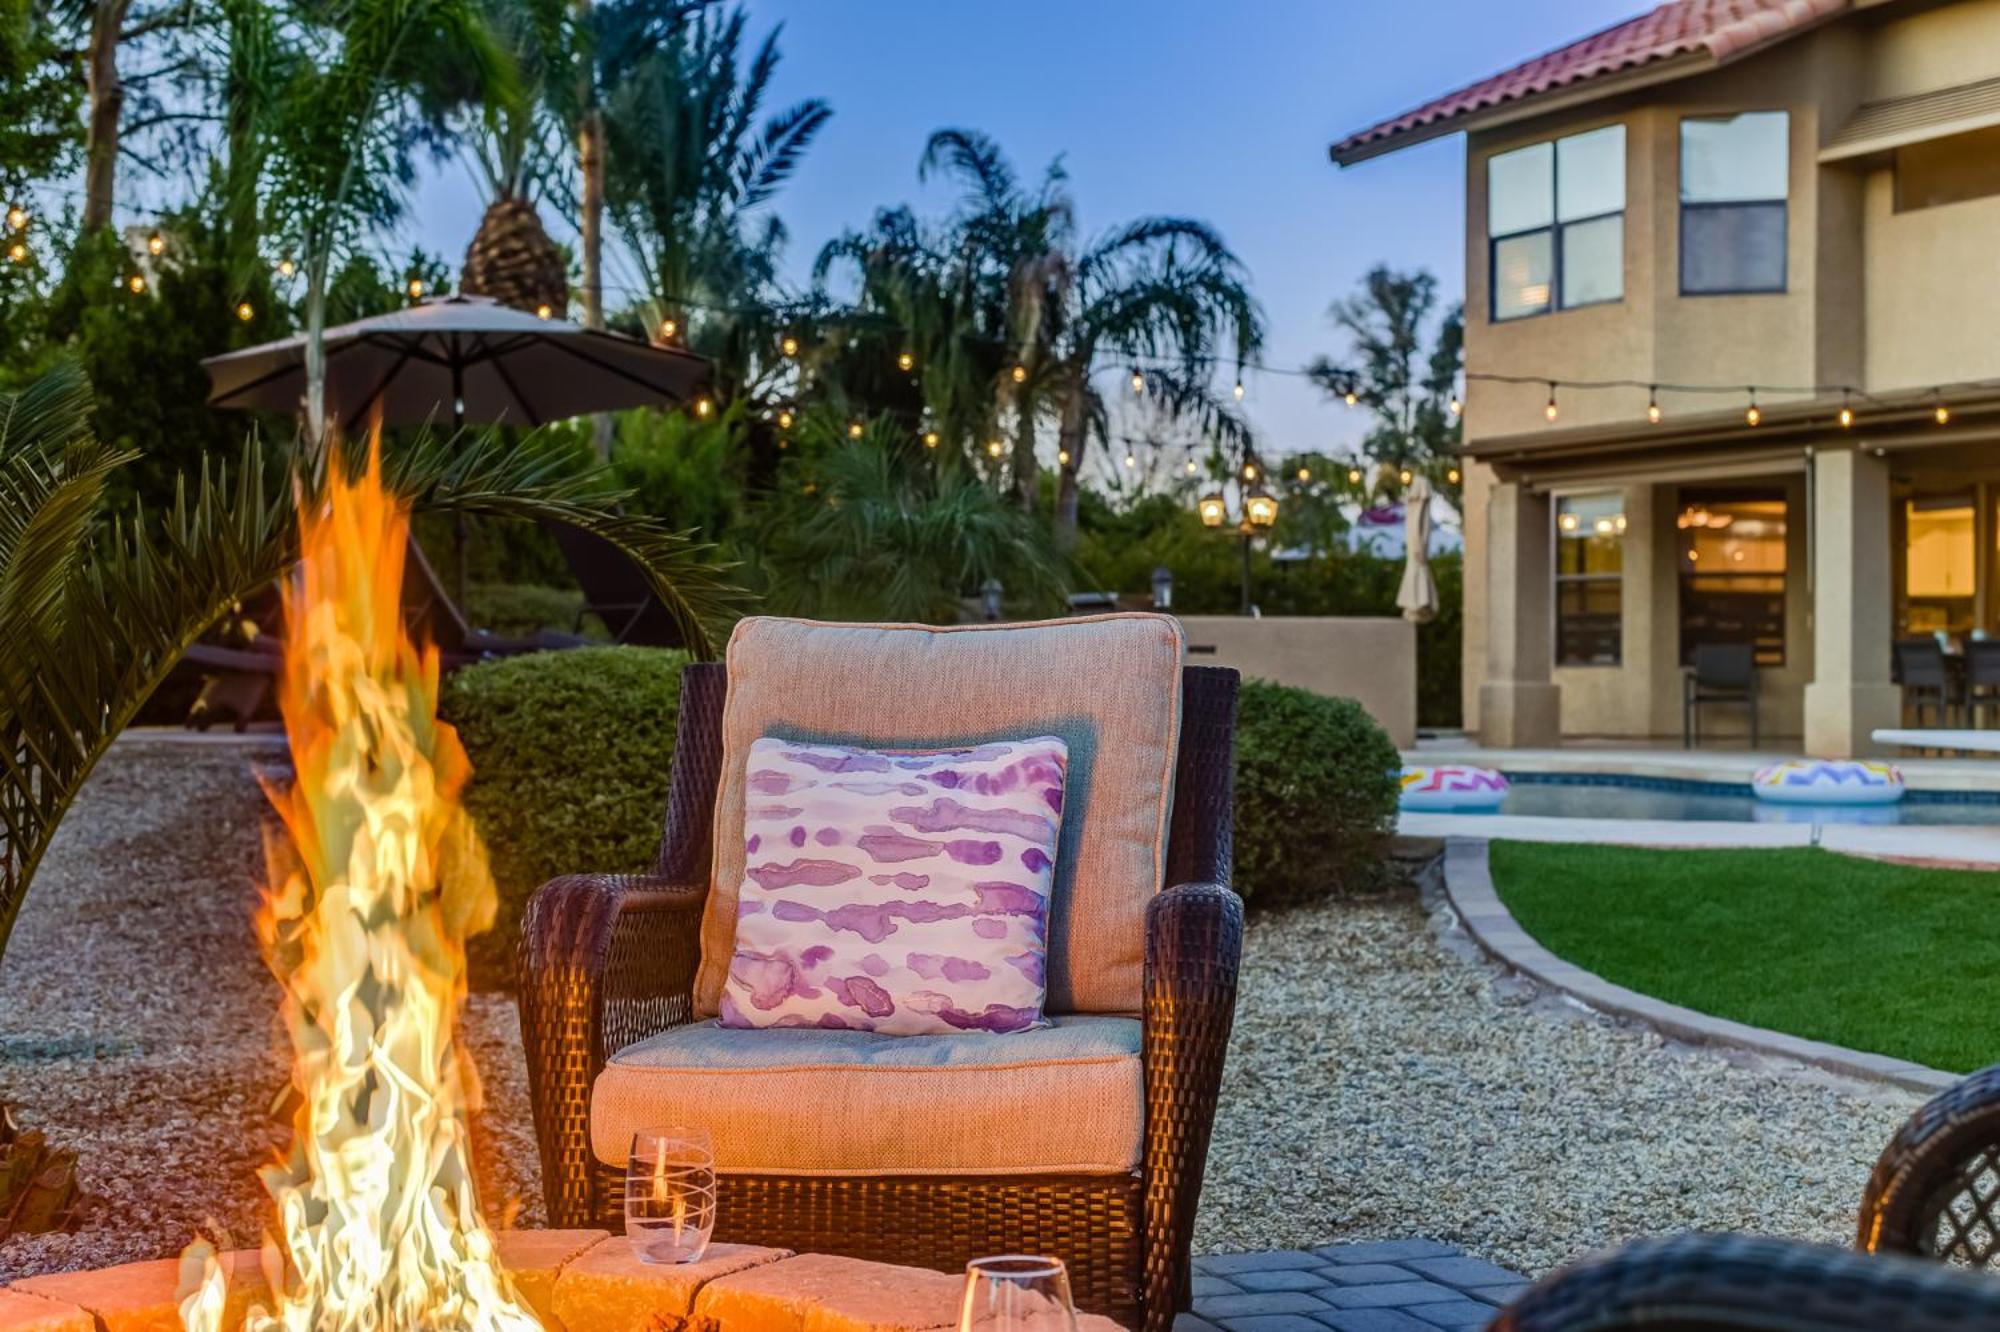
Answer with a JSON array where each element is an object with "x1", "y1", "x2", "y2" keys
[{"x1": 408, "y1": 0, "x2": 1639, "y2": 465}]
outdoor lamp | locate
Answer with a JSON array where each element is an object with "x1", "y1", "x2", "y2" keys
[
  {"x1": 1245, "y1": 490, "x2": 1279, "y2": 529},
  {"x1": 1198, "y1": 493, "x2": 1228, "y2": 528},
  {"x1": 1151, "y1": 566, "x2": 1174, "y2": 611}
]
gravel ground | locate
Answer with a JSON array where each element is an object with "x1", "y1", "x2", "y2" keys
[
  {"x1": 0, "y1": 739, "x2": 1925, "y2": 1283},
  {"x1": 0, "y1": 735, "x2": 542, "y2": 1281},
  {"x1": 1192, "y1": 881, "x2": 1922, "y2": 1274}
]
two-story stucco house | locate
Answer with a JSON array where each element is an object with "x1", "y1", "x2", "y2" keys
[{"x1": 1335, "y1": 0, "x2": 2000, "y2": 758}]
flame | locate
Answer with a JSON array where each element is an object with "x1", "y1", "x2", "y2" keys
[{"x1": 184, "y1": 440, "x2": 539, "y2": 1332}]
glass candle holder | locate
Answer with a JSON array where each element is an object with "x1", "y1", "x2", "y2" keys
[
  {"x1": 625, "y1": 1126, "x2": 716, "y2": 1265},
  {"x1": 958, "y1": 1255, "x2": 1078, "y2": 1332}
]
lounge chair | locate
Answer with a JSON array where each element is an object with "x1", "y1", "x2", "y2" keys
[{"x1": 545, "y1": 520, "x2": 688, "y2": 648}]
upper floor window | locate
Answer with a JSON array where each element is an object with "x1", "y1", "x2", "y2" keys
[
  {"x1": 1488, "y1": 124, "x2": 1625, "y2": 321},
  {"x1": 1680, "y1": 112, "x2": 1789, "y2": 294}
]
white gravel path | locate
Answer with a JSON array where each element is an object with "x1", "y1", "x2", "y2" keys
[{"x1": 0, "y1": 739, "x2": 1925, "y2": 1283}]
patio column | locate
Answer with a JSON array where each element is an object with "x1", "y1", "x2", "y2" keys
[
  {"x1": 1803, "y1": 446, "x2": 1900, "y2": 758},
  {"x1": 1479, "y1": 481, "x2": 1562, "y2": 747}
]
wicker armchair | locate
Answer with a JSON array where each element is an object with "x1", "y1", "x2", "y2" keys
[
  {"x1": 518, "y1": 662, "x2": 1242, "y2": 1332},
  {"x1": 1492, "y1": 1233, "x2": 2000, "y2": 1330},
  {"x1": 1858, "y1": 1061, "x2": 2000, "y2": 1266}
]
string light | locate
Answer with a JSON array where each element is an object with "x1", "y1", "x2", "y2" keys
[
  {"x1": 1123, "y1": 452, "x2": 1137, "y2": 469},
  {"x1": 1839, "y1": 390, "x2": 1854, "y2": 428},
  {"x1": 406, "y1": 277, "x2": 425, "y2": 300},
  {"x1": 777, "y1": 409, "x2": 795, "y2": 429},
  {"x1": 536, "y1": 303, "x2": 553, "y2": 319},
  {"x1": 1343, "y1": 389, "x2": 1358, "y2": 407},
  {"x1": 924, "y1": 431, "x2": 940, "y2": 448},
  {"x1": 1347, "y1": 467, "x2": 1363, "y2": 484},
  {"x1": 1233, "y1": 380, "x2": 1245, "y2": 401},
  {"x1": 1058, "y1": 449, "x2": 1071, "y2": 465},
  {"x1": 1184, "y1": 460, "x2": 1199, "y2": 475},
  {"x1": 1297, "y1": 465, "x2": 1311, "y2": 482},
  {"x1": 695, "y1": 397, "x2": 713, "y2": 418},
  {"x1": 1011, "y1": 364, "x2": 1027, "y2": 384},
  {"x1": 1447, "y1": 468, "x2": 1461, "y2": 484},
  {"x1": 276, "y1": 257, "x2": 295, "y2": 278},
  {"x1": 1448, "y1": 394, "x2": 1462, "y2": 416},
  {"x1": 848, "y1": 421, "x2": 864, "y2": 438},
  {"x1": 1934, "y1": 391, "x2": 1950, "y2": 426},
  {"x1": 145, "y1": 231, "x2": 165, "y2": 256},
  {"x1": 660, "y1": 317, "x2": 678, "y2": 339},
  {"x1": 6, "y1": 243, "x2": 24, "y2": 265},
  {"x1": 127, "y1": 273, "x2": 145, "y2": 294},
  {"x1": 1242, "y1": 462, "x2": 1258, "y2": 481},
  {"x1": 781, "y1": 334, "x2": 800, "y2": 357},
  {"x1": 235, "y1": 300, "x2": 254, "y2": 322},
  {"x1": 1399, "y1": 468, "x2": 1413, "y2": 485},
  {"x1": 897, "y1": 350, "x2": 915, "y2": 372},
  {"x1": 1130, "y1": 370, "x2": 1145, "y2": 395},
  {"x1": 1647, "y1": 386, "x2": 1661, "y2": 425},
  {"x1": 1745, "y1": 389, "x2": 1760, "y2": 427},
  {"x1": 1544, "y1": 383, "x2": 1558, "y2": 422},
  {"x1": 986, "y1": 439, "x2": 1004, "y2": 457},
  {"x1": 4, "y1": 205, "x2": 26, "y2": 231}
]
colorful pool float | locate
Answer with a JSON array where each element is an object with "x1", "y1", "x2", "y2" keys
[
  {"x1": 1751, "y1": 759, "x2": 1906, "y2": 805},
  {"x1": 1399, "y1": 764, "x2": 1509, "y2": 811}
]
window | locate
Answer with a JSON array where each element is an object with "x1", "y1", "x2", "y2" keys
[
  {"x1": 1555, "y1": 494, "x2": 1625, "y2": 665},
  {"x1": 1680, "y1": 112, "x2": 1789, "y2": 294},
  {"x1": 1488, "y1": 125, "x2": 1625, "y2": 320},
  {"x1": 1678, "y1": 493, "x2": 1787, "y2": 666},
  {"x1": 1902, "y1": 494, "x2": 1975, "y2": 636}
]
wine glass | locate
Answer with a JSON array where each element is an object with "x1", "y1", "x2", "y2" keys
[
  {"x1": 625, "y1": 1126, "x2": 716, "y2": 1264},
  {"x1": 958, "y1": 1255, "x2": 1078, "y2": 1332}
]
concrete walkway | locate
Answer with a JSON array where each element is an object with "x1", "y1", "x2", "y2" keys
[{"x1": 1184, "y1": 1242, "x2": 1528, "y2": 1332}]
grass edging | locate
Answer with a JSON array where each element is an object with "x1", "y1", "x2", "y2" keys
[{"x1": 1440, "y1": 837, "x2": 1957, "y2": 1094}]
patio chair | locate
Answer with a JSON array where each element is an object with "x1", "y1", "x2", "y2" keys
[
  {"x1": 1893, "y1": 638, "x2": 1957, "y2": 727},
  {"x1": 518, "y1": 615, "x2": 1241, "y2": 1332},
  {"x1": 1682, "y1": 643, "x2": 1758, "y2": 749},
  {"x1": 1857, "y1": 1061, "x2": 2000, "y2": 1269},
  {"x1": 544, "y1": 520, "x2": 688, "y2": 648},
  {"x1": 1964, "y1": 640, "x2": 2000, "y2": 729},
  {"x1": 1491, "y1": 1233, "x2": 2000, "y2": 1330}
]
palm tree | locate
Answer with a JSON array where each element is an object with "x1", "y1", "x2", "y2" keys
[
  {"x1": 599, "y1": 3, "x2": 829, "y2": 390},
  {"x1": 455, "y1": 0, "x2": 572, "y2": 315},
  {"x1": 0, "y1": 360, "x2": 744, "y2": 987}
]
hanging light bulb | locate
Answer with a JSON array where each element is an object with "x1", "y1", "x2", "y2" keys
[
  {"x1": 781, "y1": 334, "x2": 800, "y2": 357},
  {"x1": 146, "y1": 231, "x2": 165, "y2": 257},
  {"x1": 127, "y1": 273, "x2": 146, "y2": 294},
  {"x1": 898, "y1": 350, "x2": 916, "y2": 372},
  {"x1": 1343, "y1": 389, "x2": 1358, "y2": 407},
  {"x1": 536, "y1": 303, "x2": 553, "y2": 319},
  {"x1": 1130, "y1": 370, "x2": 1145, "y2": 395},
  {"x1": 778, "y1": 437, "x2": 790, "y2": 450},
  {"x1": 661, "y1": 317, "x2": 678, "y2": 339},
  {"x1": 5, "y1": 242, "x2": 25, "y2": 265},
  {"x1": 1347, "y1": 467, "x2": 1363, "y2": 485},
  {"x1": 1647, "y1": 386, "x2": 1661, "y2": 425},
  {"x1": 1745, "y1": 389, "x2": 1761, "y2": 427},
  {"x1": 1448, "y1": 394, "x2": 1462, "y2": 417},
  {"x1": 235, "y1": 300, "x2": 254, "y2": 322},
  {"x1": 1838, "y1": 390, "x2": 1854, "y2": 429},
  {"x1": 1297, "y1": 465, "x2": 1311, "y2": 482},
  {"x1": 924, "y1": 431, "x2": 940, "y2": 448},
  {"x1": 1399, "y1": 468, "x2": 1413, "y2": 485},
  {"x1": 695, "y1": 397, "x2": 714, "y2": 418},
  {"x1": 4, "y1": 205, "x2": 26, "y2": 231},
  {"x1": 1185, "y1": 459, "x2": 1199, "y2": 475},
  {"x1": 777, "y1": 409, "x2": 795, "y2": 429},
  {"x1": 1010, "y1": 364, "x2": 1027, "y2": 384},
  {"x1": 406, "y1": 277, "x2": 425, "y2": 300},
  {"x1": 1544, "y1": 384, "x2": 1559, "y2": 422},
  {"x1": 1123, "y1": 452, "x2": 1137, "y2": 469},
  {"x1": 987, "y1": 439, "x2": 1004, "y2": 458},
  {"x1": 1447, "y1": 467, "x2": 1461, "y2": 485},
  {"x1": 1058, "y1": 449, "x2": 1071, "y2": 465},
  {"x1": 1233, "y1": 380, "x2": 1245, "y2": 401},
  {"x1": 1935, "y1": 396, "x2": 1951, "y2": 426},
  {"x1": 276, "y1": 257, "x2": 296, "y2": 278},
  {"x1": 849, "y1": 421, "x2": 865, "y2": 439},
  {"x1": 1242, "y1": 462, "x2": 1258, "y2": 481}
]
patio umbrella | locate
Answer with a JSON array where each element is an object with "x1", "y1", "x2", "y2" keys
[
  {"x1": 202, "y1": 294, "x2": 708, "y2": 433},
  {"x1": 1397, "y1": 474, "x2": 1438, "y2": 624},
  {"x1": 201, "y1": 294, "x2": 709, "y2": 601}
]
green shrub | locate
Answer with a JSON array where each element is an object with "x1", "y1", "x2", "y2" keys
[
  {"x1": 1233, "y1": 680, "x2": 1400, "y2": 909},
  {"x1": 442, "y1": 646, "x2": 689, "y2": 988},
  {"x1": 464, "y1": 581, "x2": 591, "y2": 638}
]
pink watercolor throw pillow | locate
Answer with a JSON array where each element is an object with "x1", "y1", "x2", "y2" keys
[{"x1": 718, "y1": 734, "x2": 1069, "y2": 1036}]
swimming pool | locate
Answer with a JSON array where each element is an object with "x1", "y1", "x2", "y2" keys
[{"x1": 1480, "y1": 773, "x2": 2000, "y2": 825}]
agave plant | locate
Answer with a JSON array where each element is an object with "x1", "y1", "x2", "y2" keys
[{"x1": 0, "y1": 361, "x2": 745, "y2": 981}]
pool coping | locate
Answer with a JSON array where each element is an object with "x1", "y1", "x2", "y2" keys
[{"x1": 1440, "y1": 837, "x2": 1959, "y2": 1095}]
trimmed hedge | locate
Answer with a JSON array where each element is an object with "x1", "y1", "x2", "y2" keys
[
  {"x1": 463, "y1": 581, "x2": 590, "y2": 638},
  {"x1": 1233, "y1": 680, "x2": 1400, "y2": 909},
  {"x1": 442, "y1": 645, "x2": 688, "y2": 988}
]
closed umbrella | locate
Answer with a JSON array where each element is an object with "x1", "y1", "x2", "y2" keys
[
  {"x1": 202, "y1": 294, "x2": 709, "y2": 601},
  {"x1": 1397, "y1": 474, "x2": 1438, "y2": 624}
]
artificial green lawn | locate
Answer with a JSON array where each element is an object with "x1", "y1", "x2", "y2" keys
[{"x1": 1487, "y1": 841, "x2": 2000, "y2": 1074}]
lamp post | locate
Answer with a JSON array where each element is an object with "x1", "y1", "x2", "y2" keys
[{"x1": 1199, "y1": 488, "x2": 1279, "y2": 615}]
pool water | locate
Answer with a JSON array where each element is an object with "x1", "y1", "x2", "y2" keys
[{"x1": 1480, "y1": 774, "x2": 2000, "y2": 826}]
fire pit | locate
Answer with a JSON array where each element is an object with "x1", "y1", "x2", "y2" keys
[{"x1": 0, "y1": 1236, "x2": 1126, "y2": 1331}]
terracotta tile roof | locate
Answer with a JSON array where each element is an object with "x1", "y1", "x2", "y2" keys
[{"x1": 1331, "y1": 0, "x2": 1849, "y2": 164}]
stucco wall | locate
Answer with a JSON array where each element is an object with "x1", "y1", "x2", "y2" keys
[{"x1": 1176, "y1": 616, "x2": 1418, "y2": 748}]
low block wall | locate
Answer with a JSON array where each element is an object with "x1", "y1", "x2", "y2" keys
[{"x1": 1177, "y1": 615, "x2": 1418, "y2": 748}]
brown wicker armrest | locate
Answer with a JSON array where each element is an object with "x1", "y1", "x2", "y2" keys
[
  {"x1": 518, "y1": 872, "x2": 708, "y2": 1226},
  {"x1": 1858, "y1": 1060, "x2": 2000, "y2": 1263},
  {"x1": 1140, "y1": 880, "x2": 1244, "y2": 1332}
]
